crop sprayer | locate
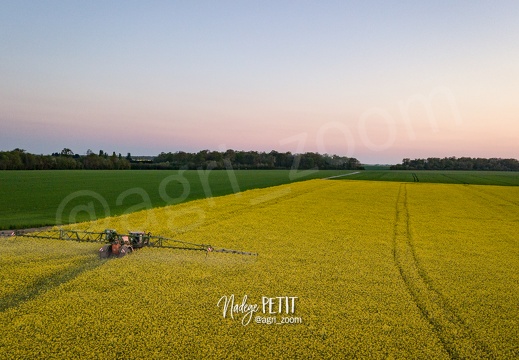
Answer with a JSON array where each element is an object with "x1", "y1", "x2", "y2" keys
[{"x1": 6, "y1": 228, "x2": 258, "y2": 258}]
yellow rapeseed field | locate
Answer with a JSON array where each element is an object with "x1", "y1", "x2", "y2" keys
[{"x1": 0, "y1": 180, "x2": 517, "y2": 359}]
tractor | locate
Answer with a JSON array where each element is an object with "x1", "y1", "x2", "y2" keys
[{"x1": 99, "y1": 230, "x2": 151, "y2": 258}]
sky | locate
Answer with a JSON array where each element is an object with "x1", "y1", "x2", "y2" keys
[{"x1": 1, "y1": 1, "x2": 518, "y2": 164}]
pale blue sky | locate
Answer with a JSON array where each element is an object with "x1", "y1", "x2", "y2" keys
[{"x1": 1, "y1": 1, "x2": 518, "y2": 163}]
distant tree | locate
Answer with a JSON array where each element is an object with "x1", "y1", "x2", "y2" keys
[{"x1": 60, "y1": 148, "x2": 74, "y2": 157}]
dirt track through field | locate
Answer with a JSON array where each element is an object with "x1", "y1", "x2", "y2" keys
[
  {"x1": 323, "y1": 171, "x2": 360, "y2": 179},
  {"x1": 392, "y1": 184, "x2": 493, "y2": 359}
]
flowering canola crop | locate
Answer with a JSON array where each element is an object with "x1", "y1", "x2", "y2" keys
[{"x1": 0, "y1": 180, "x2": 517, "y2": 359}]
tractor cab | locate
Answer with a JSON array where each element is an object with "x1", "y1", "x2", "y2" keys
[
  {"x1": 129, "y1": 231, "x2": 149, "y2": 249},
  {"x1": 104, "y1": 229, "x2": 118, "y2": 242}
]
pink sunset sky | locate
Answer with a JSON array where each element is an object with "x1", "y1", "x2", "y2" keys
[{"x1": 1, "y1": 1, "x2": 518, "y2": 164}]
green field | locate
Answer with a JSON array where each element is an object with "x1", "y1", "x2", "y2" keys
[
  {"x1": 338, "y1": 170, "x2": 519, "y2": 185},
  {"x1": 0, "y1": 169, "x2": 351, "y2": 229},
  {"x1": 1, "y1": 169, "x2": 518, "y2": 229}
]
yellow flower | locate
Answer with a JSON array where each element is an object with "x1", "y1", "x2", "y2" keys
[{"x1": 0, "y1": 180, "x2": 517, "y2": 358}]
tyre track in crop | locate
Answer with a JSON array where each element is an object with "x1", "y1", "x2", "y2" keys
[
  {"x1": 470, "y1": 174, "x2": 516, "y2": 186},
  {"x1": 0, "y1": 257, "x2": 106, "y2": 313},
  {"x1": 441, "y1": 174, "x2": 468, "y2": 185},
  {"x1": 467, "y1": 185, "x2": 519, "y2": 208},
  {"x1": 393, "y1": 184, "x2": 493, "y2": 359}
]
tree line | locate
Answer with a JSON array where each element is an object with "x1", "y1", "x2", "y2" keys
[
  {"x1": 390, "y1": 157, "x2": 519, "y2": 171},
  {"x1": 0, "y1": 148, "x2": 364, "y2": 171},
  {"x1": 118, "y1": 150, "x2": 364, "y2": 170},
  {"x1": 0, "y1": 149, "x2": 130, "y2": 170}
]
